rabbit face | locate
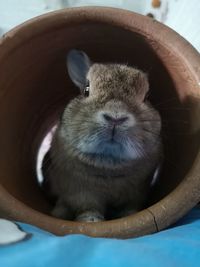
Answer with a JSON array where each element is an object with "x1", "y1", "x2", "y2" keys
[{"x1": 60, "y1": 50, "x2": 161, "y2": 168}]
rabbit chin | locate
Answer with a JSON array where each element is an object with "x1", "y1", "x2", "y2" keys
[{"x1": 77, "y1": 138, "x2": 142, "y2": 162}]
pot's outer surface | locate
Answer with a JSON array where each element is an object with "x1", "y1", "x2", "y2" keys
[{"x1": 0, "y1": 7, "x2": 200, "y2": 238}]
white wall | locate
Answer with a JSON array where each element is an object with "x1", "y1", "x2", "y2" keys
[{"x1": 0, "y1": 0, "x2": 200, "y2": 52}]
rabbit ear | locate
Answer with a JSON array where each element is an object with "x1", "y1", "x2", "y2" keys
[{"x1": 67, "y1": 49, "x2": 91, "y2": 89}]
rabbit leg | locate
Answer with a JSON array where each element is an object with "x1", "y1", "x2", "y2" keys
[
  {"x1": 51, "y1": 198, "x2": 73, "y2": 220},
  {"x1": 118, "y1": 207, "x2": 137, "y2": 218},
  {"x1": 76, "y1": 210, "x2": 104, "y2": 222},
  {"x1": 71, "y1": 194, "x2": 105, "y2": 222}
]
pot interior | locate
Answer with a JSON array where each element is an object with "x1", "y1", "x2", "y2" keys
[{"x1": 0, "y1": 21, "x2": 199, "y2": 215}]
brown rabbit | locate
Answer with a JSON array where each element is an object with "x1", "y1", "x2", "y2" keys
[{"x1": 42, "y1": 49, "x2": 162, "y2": 222}]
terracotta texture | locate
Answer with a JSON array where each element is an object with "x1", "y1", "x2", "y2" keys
[{"x1": 0, "y1": 7, "x2": 200, "y2": 238}]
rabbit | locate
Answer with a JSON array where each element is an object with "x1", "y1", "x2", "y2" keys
[{"x1": 42, "y1": 49, "x2": 162, "y2": 222}]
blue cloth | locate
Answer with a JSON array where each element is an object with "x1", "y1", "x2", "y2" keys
[{"x1": 1, "y1": 208, "x2": 200, "y2": 267}]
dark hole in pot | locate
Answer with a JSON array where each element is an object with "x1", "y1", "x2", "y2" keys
[{"x1": 0, "y1": 21, "x2": 198, "y2": 219}]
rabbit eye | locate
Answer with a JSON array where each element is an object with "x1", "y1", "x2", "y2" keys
[{"x1": 83, "y1": 80, "x2": 90, "y2": 97}]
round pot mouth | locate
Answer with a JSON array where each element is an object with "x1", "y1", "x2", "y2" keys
[{"x1": 0, "y1": 6, "x2": 200, "y2": 238}]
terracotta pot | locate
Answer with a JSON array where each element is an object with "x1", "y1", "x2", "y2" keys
[{"x1": 0, "y1": 7, "x2": 200, "y2": 238}]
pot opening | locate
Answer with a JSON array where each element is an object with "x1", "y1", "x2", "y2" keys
[{"x1": 0, "y1": 19, "x2": 199, "y2": 225}]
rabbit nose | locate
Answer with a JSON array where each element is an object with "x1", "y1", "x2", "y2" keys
[{"x1": 102, "y1": 113, "x2": 128, "y2": 125}]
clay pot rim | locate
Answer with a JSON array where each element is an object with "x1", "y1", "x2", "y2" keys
[{"x1": 0, "y1": 6, "x2": 200, "y2": 238}]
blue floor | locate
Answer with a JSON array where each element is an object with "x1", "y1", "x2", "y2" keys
[{"x1": 1, "y1": 207, "x2": 200, "y2": 267}]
